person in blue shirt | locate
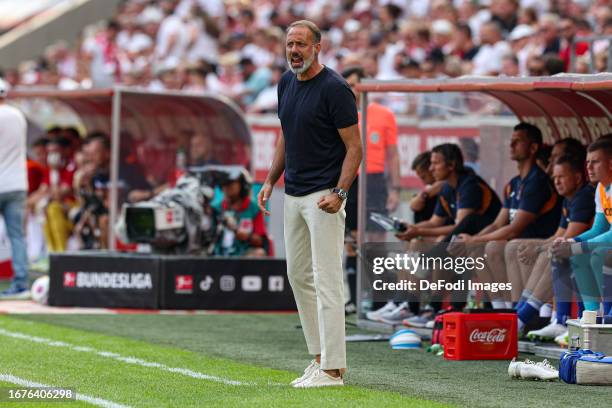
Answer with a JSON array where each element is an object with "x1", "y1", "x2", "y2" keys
[
  {"x1": 545, "y1": 136, "x2": 588, "y2": 177},
  {"x1": 395, "y1": 143, "x2": 501, "y2": 325},
  {"x1": 409, "y1": 151, "x2": 444, "y2": 224},
  {"x1": 502, "y1": 162, "x2": 561, "y2": 239},
  {"x1": 505, "y1": 153, "x2": 594, "y2": 337},
  {"x1": 257, "y1": 20, "x2": 362, "y2": 387},
  {"x1": 552, "y1": 135, "x2": 612, "y2": 318},
  {"x1": 452, "y1": 122, "x2": 562, "y2": 309},
  {"x1": 396, "y1": 143, "x2": 500, "y2": 242}
]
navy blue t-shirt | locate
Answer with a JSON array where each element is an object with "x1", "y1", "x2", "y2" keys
[
  {"x1": 277, "y1": 67, "x2": 358, "y2": 196},
  {"x1": 559, "y1": 183, "x2": 595, "y2": 229},
  {"x1": 434, "y1": 172, "x2": 501, "y2": 224},
  {"x1": 503, "y1": 164, "x2": 562, "y2": 238},
  {"x1": 415, "y1": 194, "x2": 438, "y2": 223}
]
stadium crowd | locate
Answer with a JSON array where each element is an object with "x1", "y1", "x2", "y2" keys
[{"x1": 0, "y1": 0, "x2": 611, "y2": 115}]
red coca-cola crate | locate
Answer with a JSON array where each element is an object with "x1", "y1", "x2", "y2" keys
[{"x1": 443, "y1": 312, "x2": 517, "y2": 360}]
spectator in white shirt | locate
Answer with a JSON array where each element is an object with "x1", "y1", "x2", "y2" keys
[
  {"x1": 185, "y1": 5, "x2": 221, "y2": 64},
  {"x1": 117, "y1": 17, "x2": 153, "y2": 54},
  {"x1": 82, "y1": 20, "x2": 121, "y2": 88},
  {"x1": 508, "y1": 24, "x2": 537, "y2": 76},
  {"x1": 156, "y1": 0, "x2": 189, "y2": 65},
  {"x1": 176, "y1": 0, "x2": 225, "y2": 21},
  {"x1": 247, "y1": 64, "x2": 284, "y2": 114},
  {"x1": 472, "y1": 21, "x2": 512, "y2": 75}
]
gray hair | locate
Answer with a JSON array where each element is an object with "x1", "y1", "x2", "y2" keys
[{"x1": 286, "y1": 20, "x2": 322, "y2": 44}]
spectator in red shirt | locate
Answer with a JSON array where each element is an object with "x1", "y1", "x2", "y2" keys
[
  {"x1": 26, "y1": 159, "x2": 45, "y2": 195},
  {"x1": 28, "y1": 137, "x2": 76, "y2": 252},
  {"x1": 27, "y1": 137, "x2": 49, "y2": 195},
  {"x1": 30, "y1": 137, "x2": 49, "y2": 167},
  {"x1": 41, "y1": 137, "x2": 75, "y2": 196}
]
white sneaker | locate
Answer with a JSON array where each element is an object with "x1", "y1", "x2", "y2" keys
[
  {"x1": 379, "y1": 302, "x2": 413, "y2": 325},
  {"x1": 0, "y1": 289, "x2": 31, "y2": 300},
  {"x1": 293, "y1": 369, "x2": 344, "y2": 388},
  {"x1": 290, "y1": 360, "x2": 319, "y2": 386},
  {"x1": 344, "y1": 302, "x2": 356, "y2": 315},
  {"x1": 508, "y1": 358, "x2": 532, "y2": 378},
  {"x1": 520, "y1": 359, "x2": 559, "y2": 381},
  {"x1": 365, "y1": 301, "x2": 396, "y2": 321},
  {"x1": 402, "y1": 307, "x2": 434, "y2": 328},
  {"x1": 527, "y1": 322, "x2": 567, "y2": 341},
  {"x1": 554, "y1": 330, "x2": 569, "y2": 347}
]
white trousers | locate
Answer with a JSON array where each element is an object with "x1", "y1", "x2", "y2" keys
[{"x1": 284, "y1": 189, "x2": 346, "y2": 370}]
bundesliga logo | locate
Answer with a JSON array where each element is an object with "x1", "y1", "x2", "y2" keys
[
  {"x1": 63, "y1": 272, "x2": 77, "y2": 287},
  {"x1": 63, "y1": 271, "x2": 153, "y2": 290},
  {"x1": 175, "y1": 275, "x2": 194, "y2": 294},
  {"x1": 469, "y1": 328, "x2": 507, "y2": 343}
]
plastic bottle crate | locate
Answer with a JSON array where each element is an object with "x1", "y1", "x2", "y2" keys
[{"x1": 443, "y1": 312, "x2": 518, "y2": 360}]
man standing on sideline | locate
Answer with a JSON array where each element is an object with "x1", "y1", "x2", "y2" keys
[
  {"x1": 0, "y1": 78, "x2": 30, "y2": 299},
  {"x1": 257, "y1": 20, "x2": 362, "y2": 388}
]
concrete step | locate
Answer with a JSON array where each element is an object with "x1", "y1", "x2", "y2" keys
[{"x1": 519, "y1": 340, "x2": 566, "y2": 359}]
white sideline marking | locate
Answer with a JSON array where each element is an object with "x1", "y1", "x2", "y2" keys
[
  {"x1": 0, "y1": 328, "x2": 250, "y2": 386},
  {"x1": 0, "y1": 373, "x2": 131, "y2": 408}
]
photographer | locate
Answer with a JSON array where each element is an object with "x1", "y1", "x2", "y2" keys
[
  {"x1": 68, "y1": 133, "x2": 114, "y2": 249},
  {"x1": 213, "y1": 168, "x2": 268, "y2": 257}
]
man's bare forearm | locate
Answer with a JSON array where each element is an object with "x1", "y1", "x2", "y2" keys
[
  {"x1": 336, "y1": 144, "x2": 362, "y2": 191},
  {"x1": 474, "y1": 225, "x2": 517, "y2": 242},
  {"x1": 417, "y1": 224, "x2": 455, "y2": 237},
  {"x1": 476, "y1": 224, "x2": 497, "y2": 236},
  {"x1": 336, "y1": 125, "x2": 363, "y2": 191},
  {"x1": 387, "y1": 147, "x2": 401, "y2": 188},
  {"x1": 264, "y1": 135, "x2": 285, "y2": 185}
]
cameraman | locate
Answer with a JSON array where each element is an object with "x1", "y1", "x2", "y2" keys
[
  {"x1": 213, "y1": 169, "x2": 268, "y2": 257},
  {"x1": 72, "y1": 133, "x2": 111, "y2": 249}
]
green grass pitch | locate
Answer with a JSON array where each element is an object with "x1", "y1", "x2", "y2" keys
[{"x1": 0, "y1": 313, "x2": 609, "y2": 407}]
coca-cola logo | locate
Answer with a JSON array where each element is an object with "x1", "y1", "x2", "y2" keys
[{"x1": 469, "y1": 328, "x2": 507, "y2": 343}]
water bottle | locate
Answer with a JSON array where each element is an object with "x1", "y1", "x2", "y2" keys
[
  {"x1": 570, "y1": 335, "x2": 580, "y2": 352},
  {"x1": 176, "y1": 147, "x2": 187, "y2": 171}
]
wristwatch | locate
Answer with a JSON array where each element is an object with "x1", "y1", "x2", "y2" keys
[{"x1": 332, "y1": 187, "x2": 348, "y2": 200}]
